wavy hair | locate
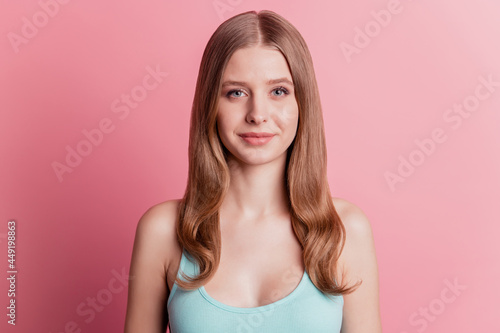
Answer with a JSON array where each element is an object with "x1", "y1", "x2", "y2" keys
[{"x1": 174, "y1": 10, "x2": 361, "y2": 295}]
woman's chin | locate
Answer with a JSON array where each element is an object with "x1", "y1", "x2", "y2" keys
[{"x1": 227, "y1": 152, "x2": 287, "y2": 167}]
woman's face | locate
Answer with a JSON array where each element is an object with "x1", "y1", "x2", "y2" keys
[{"x1": 216, "y1": 45, "x2": 299, "y2": 166}]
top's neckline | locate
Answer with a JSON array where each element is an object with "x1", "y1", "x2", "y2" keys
[{"x1": 198, "y1": 268, "x2": 308, "y2": 313}]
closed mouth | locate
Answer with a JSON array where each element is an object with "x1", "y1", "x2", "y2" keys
[{"x1": 239, "y1": 132, "x2": 275, "y2": 138}]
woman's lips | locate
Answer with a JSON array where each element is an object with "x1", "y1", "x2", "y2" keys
[{"x1": 238, "y1": 132, "x2": 275, "y2": 145}]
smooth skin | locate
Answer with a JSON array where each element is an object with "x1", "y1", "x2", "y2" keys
[{"x1": 124, "y1": 46, "x2": 382, "y2": 332}]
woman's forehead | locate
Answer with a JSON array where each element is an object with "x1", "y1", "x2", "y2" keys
[{"x1": 222, "y1": 46, "x2": 293, "y2": 84}]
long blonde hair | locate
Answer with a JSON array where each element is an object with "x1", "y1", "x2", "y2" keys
[{"x1": 175, "y1": 10, "x2": 360, "y2": 295}]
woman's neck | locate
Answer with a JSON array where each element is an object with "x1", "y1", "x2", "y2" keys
[{"x1": 220, "y1": 154, "x2": 289, "y2": 223}]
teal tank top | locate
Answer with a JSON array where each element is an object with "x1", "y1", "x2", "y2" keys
[{"x1": 167, "y1": 249, "x2": 343, "y2": 332}]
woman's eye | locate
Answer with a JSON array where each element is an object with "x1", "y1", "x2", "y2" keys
[
  {"x1": 227, "y1": 89, "x2": 246, "y2": 98},
  {"x1": 272, "y1": 87, "x2": 289, "y2": 97}
]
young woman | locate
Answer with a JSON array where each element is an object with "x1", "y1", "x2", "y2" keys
[{"x1": 125, "y1": 10, "x2": 382, "y2": 333}]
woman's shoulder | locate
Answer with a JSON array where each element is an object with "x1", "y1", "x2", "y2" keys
[
  {"x1": 136, "y1": 199, "x2": 182, "y2": 237},
  {"x1": 139, "y1": 199, "x2": 182, "y2": 225},
  {"x1": 133, "y1": 199, "x2": 183, "y2": 270},
  {"x1": 331, "y1": 197, "x2": 373, "y2": 236},
  {"x1": 331, "y1": 196, "x2": 378, "y2": 281}
]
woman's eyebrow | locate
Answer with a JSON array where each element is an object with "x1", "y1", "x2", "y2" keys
[
  {"x1": 266, "y1": 78, "x2": 294, "y2": 86},
  {"x1": 221, "y1": 80, "x2": 246, "y2": 87},
  {"x1": 221, "y1": 77, "x2": 294, "y2": 87}
]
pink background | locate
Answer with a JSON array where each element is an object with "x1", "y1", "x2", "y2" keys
[{"x1": 1, "y1": 0, "x2": 499, "y2": 332}]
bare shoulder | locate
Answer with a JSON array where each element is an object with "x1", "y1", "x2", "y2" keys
[
  {"x1": 137, "y1": 199, "x2": 181, "y2": 235},
  {"x1": 331, "y1": 196, "x2": 377, "y2": 279},
  {"x1": 125, "y1": 199, "x2": 182, "y2": 332},
  {"x1": 331, "y1": 197, "x2": 382, "y2": 331},
  {"x1": 332, "y1": 197, "x2": 374, "y2": 239},
  {"x1": 133, "y1": 199, "x2": 182, "y2": 273}
]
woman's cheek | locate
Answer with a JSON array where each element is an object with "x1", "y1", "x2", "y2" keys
[{"x1": 275, "y1": 105, "x2": 299, "y2": 129}]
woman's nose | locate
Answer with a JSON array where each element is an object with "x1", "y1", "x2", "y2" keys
[{"x1": 246, "y1": 95, "x2": 269, "y2": 124}]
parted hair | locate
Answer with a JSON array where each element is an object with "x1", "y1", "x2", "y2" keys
[{"x1": 174, "y1": 9, "x2": 361, "y2": 295}]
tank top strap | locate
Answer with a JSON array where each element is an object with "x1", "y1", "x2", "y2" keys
[
  {"x1": 167, "y1": 248, "x2": 198, "y2": 306},
  {"x1": 180, "y1": 248, "x2": 199, "y2": 277}
]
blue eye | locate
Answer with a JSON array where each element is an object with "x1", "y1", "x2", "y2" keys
[
  {"x1": 226, "y1": 89, "x2": 246, "y2": 98},
  {"x1": 272, "y1": 87, "x2": 289, "y2": 96},
  {"x1": 225, "y1": 87, "x2": 290, "y2": 99}
]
